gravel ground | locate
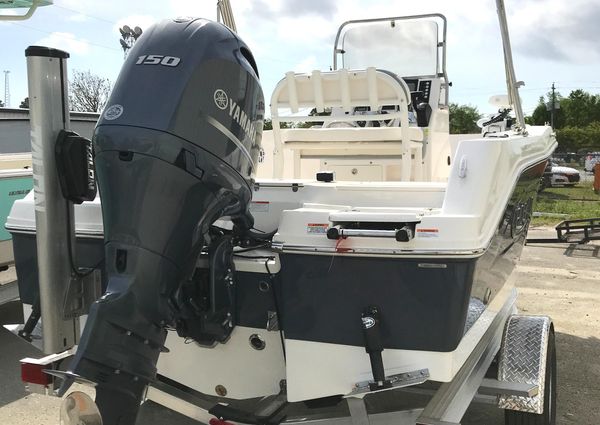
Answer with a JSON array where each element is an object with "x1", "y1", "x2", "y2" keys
[
  {"x1": 463, "y1": 226, "x2": 600, "y2": 424},
  {"x1": 0, "y1": 226, "x2": 598, "y2": 425}
]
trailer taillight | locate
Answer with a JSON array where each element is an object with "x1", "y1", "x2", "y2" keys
[
  {"x1": 209, "y1": 418, "x2": 235, "y2": 425},
  {"x1": 21, "y1": 361, "x2": 52, "y2": 385}
]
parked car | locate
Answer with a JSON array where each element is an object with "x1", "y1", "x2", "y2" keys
[
  {"x1": 584, "y1": 152, "x2": 600, "y2": 172},
  {"x1": 541, "y1": 162, "x2": 580, "y2": 189}
]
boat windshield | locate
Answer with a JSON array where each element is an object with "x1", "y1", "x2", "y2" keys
[{"x1": 335, "y1": 16, "x2": 444, "y2": 78}]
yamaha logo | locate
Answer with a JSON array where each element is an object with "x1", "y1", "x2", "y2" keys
[
  {"x1": 104, "y1": 104, "x2": 124, "y2": 121},
  {"x1": 214, "y1": 89, "x2": 228, "y2": 110},
  {"x1": 213, "y1": 88, "x2": 259, "y2": 142},
  {"x1": 361, "y1": 316, "x2": 376, "y2": 329}
]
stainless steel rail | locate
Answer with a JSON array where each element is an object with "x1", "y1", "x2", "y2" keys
[
  {"x1": 495, "y1": 0, "x2": 526, "y2": 133},
  {"x1": 335, "y1": 229, "x2": 397, "y2": 238},
  {"x1": 332, "y1": 14, "x2": 449, "y2": 106},
  {"x1": 216, "y1": 0, "x2": 237, "y2": 32}
]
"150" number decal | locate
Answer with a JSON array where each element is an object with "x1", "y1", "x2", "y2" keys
[{"x1": 135, "y1": 55, "x2": 181, "y2": 67}]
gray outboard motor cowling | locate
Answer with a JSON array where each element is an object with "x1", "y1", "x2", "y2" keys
[{"x1": 64, "y1": 18, "x2": 264, "y2": 425}]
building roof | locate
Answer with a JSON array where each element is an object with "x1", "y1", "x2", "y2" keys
[
  {"x1": 0, "y1": 108, "x2": 99, "y2": 154},
  {"x1": 0, "y1": 107, "x2": 100, "y2": 121}
]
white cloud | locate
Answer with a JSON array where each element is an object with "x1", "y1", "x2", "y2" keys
[
  {"x1": 11, "y1": 0, "x2": 593, "y2": 114},
  {"x1": 274, "y1": 15, "x2": 335, "y2": 45},
  {"x1": 168, "y1": 0, "x2": 214, "y2": 18},
  {"x1": 35, "y1": 32, "x2": 91, "y2": 55},
  {"x1": 293, "y1": 56, "x2": 318, "y2": 73},
  {"x1": 508, "y1": 0, "x2": 600, "y2": 62},
  {"x1": 67, "y1": 14, "x2": 89, "y2": 23}
]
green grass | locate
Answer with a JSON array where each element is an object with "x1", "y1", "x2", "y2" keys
[{"x1": 531, "y1": 181, "x2": 600, "y2": 226}]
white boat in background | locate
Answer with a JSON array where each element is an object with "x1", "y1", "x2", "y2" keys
[{"x1": 0, "y1": 165, "x2": 32, "y2": 269}]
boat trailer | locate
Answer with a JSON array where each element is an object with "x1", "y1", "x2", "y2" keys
[
  {"x1": 21, "y1": 289, "x2": 556, "y2": 425},
  {"x1": 527, "y1": 217, "x2": 600, "y2": 245}
]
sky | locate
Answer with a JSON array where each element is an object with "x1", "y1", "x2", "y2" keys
[{"x1": 1, "y1": 0, "x2": 600, "y2": 117}]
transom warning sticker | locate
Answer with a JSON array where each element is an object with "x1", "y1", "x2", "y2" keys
[
  {"x1": 307, "y1": 223, "x2": 329, "y2": 234},
  {"x1": 249, "y1": 201, "x2": 269, "y2": 213},
  {"x1": 416, "y1": 228, "x2": 439, "y2": 238}
]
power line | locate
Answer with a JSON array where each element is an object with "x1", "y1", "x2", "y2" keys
[
  {"x1": 451, "y1": 85, "x2": 600, "y2": 96},
  {"x1": 7, "y1": 21, "x2": 120, "y2": 52},
  {"x1": 519, "y1": 87, "x2": 556, "y2": 92},
  {"x1": 54, "y1": 1, "x2": 299, "y2": 67},
  {"x1": 553, "y1": 86, "x2": 600, "y2": 90},
  {"x1": 50, "y1": 1, "x2": 300, "y2": 68},
  {"x1": 52, "y1": 2, "x2": 117, "y2": 25}
]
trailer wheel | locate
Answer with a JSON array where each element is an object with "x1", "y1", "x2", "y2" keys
[{"x1": 504, "y1": 328, "x2": 556, "y2": 425}]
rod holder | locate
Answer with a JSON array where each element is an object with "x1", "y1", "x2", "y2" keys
[{"x1": 361, "y1": 306, "x2": 391, "y2": 391}]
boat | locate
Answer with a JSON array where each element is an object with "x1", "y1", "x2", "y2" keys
[
  {"x1": 7, "y1": 2, "x2": 557, "y2": 425},
  {"x1": 0, "y1": 110, "x2": 34, "y2": 269},
  {"x1": 0, "y1": 163, "x2": 32, "y2": 269}
]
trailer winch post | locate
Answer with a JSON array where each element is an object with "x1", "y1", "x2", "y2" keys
[{"x1": 25, "y1": 46, "x2": 80, "y2": 354}]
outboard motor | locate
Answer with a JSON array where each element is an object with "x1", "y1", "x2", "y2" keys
[{"x1": 62, "y1": 18, "x2": 263, "y2": 425}]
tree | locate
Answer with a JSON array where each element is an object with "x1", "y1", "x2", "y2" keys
[
  {"x1": 563, "y1": 89, "x2": 599, "y2": 128},
  {"x1": 528, "y1": 96, "x2": 550, "y2": 126},
  {"x1": 69, "y1": 70, "x2": 112, "y2": 112},
  {"x1": 524, "y1": 88, "x2": 600, "y2": 150},
  {"x1": 0, "y1": 99, "x2": 4, "y2": 107},
  {"x1": 555, "y1": 123, "x2": 600, "y2": 151},
  {"x1": 19, "y1": 97, "x2": 29, "y2": 109},
  {"x1": 525, "y1": 89, "x2": 600, "y2": 130},
  {"x1": 449, "y1": 103, "x2": 481, "y2": 134},
  {"x1": 263, "y1": 118, "x2": 289, "y2": 130},
  {"x1": 528, "y1": 95, "x2": 565, "y2": 127}
]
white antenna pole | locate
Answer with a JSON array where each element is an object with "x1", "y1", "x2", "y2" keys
[
  {"x1": 496, "y1": 0, "x2": 526, "y2": 133},
  {"x1": 3, "y1": 70, "x2": 9, "y2": 107},
  {"x1": 216, "y1": 0, "x2": 237, "y2": 32}
]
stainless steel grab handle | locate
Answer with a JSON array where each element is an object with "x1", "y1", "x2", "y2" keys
[
  {"x1": 327, "y1": 225, "x2": 414, "y2": 242},
  {"x1": 337, "y1": 229, "x2": 397, "y2": 238}
]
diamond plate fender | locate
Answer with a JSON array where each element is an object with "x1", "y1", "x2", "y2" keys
[{"x1": 497, "y1": 315, "x2": 553, "y2": 414}]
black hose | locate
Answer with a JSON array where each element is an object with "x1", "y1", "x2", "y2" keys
[{"x1": 265, "y1": 259, "x2": 286, "y2": 361}]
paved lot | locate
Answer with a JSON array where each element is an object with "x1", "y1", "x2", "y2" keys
[
  {"x1": 0, "y1": 227, "x2": 598, "y2": 425},
  {"x1": 463, "y1": 227, "x2": 600, "y2": 424}
]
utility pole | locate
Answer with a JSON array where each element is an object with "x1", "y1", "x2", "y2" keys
[
  {"x1": 3, "y1": 70, "x2": 9, "y2": 107},
  {"x1": 550, "y1": 82, "x2": 556, "y2": 130}
]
